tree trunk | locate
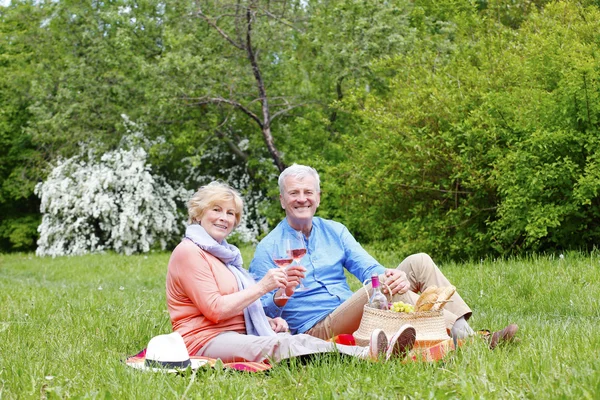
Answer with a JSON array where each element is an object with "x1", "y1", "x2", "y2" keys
[
  {"x1": 195, "y1": 1, "x2": 286, "y2": 172},
  {"x1": 245, "y1": 6, "x2": 286, "y2": 172}
]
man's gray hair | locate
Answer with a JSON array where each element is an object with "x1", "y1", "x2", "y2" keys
[{"x1": 278, "y1": 164, "x2": 321, "y2": 194}]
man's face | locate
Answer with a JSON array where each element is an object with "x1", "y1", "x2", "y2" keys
[{"x1": 280, "y1": 175, "x2": 321, "y2": 226}]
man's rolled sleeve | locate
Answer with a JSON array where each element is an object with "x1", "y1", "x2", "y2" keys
[{"x1": 341, "y1": 227, "x2": 386, "y2": 283}]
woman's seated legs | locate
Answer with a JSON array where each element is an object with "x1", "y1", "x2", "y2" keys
[{"x1": 197, "y1": 331, "x2": 367, "y2": 363}]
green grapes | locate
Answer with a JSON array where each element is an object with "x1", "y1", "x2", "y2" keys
[{"x1": 390, "y1": 301, "x2": 415, "y2": 313}]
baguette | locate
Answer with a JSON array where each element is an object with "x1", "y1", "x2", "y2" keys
[
  {"x1": 415, "y1": 286, "x2": 438, "y2": 312},
  {"x1": 431, "y1": 285, "x2": 456, "y2": 311}
]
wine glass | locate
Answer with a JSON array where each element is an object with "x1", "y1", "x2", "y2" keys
[
  {"x1": 286, "y1": 232, "x2": 309, "y2": 292},
  {"x1": 271, "y1": 241, "x2": 293, "y2": 300}
]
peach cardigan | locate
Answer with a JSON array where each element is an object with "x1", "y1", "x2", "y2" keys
[{"x1": 166, "y1": 239, "x2": 246, "y2": 355}]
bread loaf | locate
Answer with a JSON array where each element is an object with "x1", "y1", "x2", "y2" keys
[
  {"x1": 415, "y1": 286, "x2": 438, "y2": 312},
  {"x1": 431, "y1": 285, "x2": 456, "y2": 311}
]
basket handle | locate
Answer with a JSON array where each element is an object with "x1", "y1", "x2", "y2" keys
[{"x1": 362, "y1": 277, "x2": 393, "y2": 304}]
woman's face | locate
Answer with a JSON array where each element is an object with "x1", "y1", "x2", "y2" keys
[{"x1": 199, "y1": 199, "x2": 237, "y2": 243}]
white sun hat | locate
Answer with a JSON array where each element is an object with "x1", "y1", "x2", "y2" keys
[{"x1": 126, "y1": 332, "x2": 207, "y2": 373}]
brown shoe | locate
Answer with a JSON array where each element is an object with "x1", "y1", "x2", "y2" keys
[{"x1": 488, "y1": 324, "x2": 518, "y2": 349}]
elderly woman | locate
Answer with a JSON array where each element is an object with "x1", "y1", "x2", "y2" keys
[{"x1": 166, "y1": 181, "x2": 416, "y2": 363}]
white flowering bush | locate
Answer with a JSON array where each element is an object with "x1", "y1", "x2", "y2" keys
[
  {"x1": 230, "y1": 169, "x2": 269, "y2": 244},
  {"x1": 35, "y1": 146, "x2": 188, "y2": 257}
]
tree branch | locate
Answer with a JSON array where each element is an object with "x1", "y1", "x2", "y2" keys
[
  {"x1": 215, "y1": 129, "x2": 249, "y2": 161},
  {"x1": 396, "y1": 183, "x2": 472, "y2": 195},
  {"x1": 260, "y1": 9, "x2": 305, "y2": 33},
  {"x1": 270, "y1": 103, "x2": 308, "y2": 122},
  {"x1": 185, "y1": 96, "x2": 263, "y2": 128},
  {"x1": 194, "y1": 6, "x2": 245, "y2": 50},
  {"x1": 583, "y1": 72, "x2": 591, "y2": 126},
  {"x1": 192, "y1": 0, "x2": 286, "y2": 172},
  {"x1": 245, "y1": 3, "x2": 285, "y2": 171}
]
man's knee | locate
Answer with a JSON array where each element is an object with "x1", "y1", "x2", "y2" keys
[{"x1": 397, "y1": 252, "x2": 434, "y2": 270}]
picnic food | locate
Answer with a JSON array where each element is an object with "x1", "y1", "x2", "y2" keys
[
  {"x1": 390, "y1": 301, "x2": 414, "y2": 313},
  {"x1": 415, "y1": 286, "x2": 438, "y2": 311},
  {"x1": 431, "y1": 285, "x2": 456, "y2": 311},
  {"x1": 415, "y1": 285, "x2": 455, "y2": 312}
]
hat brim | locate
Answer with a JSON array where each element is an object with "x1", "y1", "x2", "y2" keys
[{"x1": 126, "y1": 358, "x2": 208, "y2": 373}]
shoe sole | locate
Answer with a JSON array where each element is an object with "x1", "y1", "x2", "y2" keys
[
  {"x1": 387, "y1": 325, "x2": 416, "y2": 360},
  {"x1": 369, "y1": 329, "x2": 388, "y2": 360}
]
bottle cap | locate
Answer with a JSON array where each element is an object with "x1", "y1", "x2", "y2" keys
[{"x1": 371, "y1": 272, "x2": 380, "y2": 288}]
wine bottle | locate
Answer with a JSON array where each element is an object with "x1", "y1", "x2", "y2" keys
[{"x1": 368, "y1": 273, "x2": 389, "y2": 310}]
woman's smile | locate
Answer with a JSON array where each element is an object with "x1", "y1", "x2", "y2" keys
[{"x1": 200, "y1": 200, "x2": 237, "y2": 242}]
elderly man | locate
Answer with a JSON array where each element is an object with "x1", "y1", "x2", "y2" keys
[{"x1": 249, "y1": 164, "x2": 517, "y2": 348}]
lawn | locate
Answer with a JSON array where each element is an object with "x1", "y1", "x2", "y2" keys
[{"x1": 0, "y1": 248, "x2": 599, "y2": 399}]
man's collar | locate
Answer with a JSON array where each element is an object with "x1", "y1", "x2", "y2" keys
[{"x1": 284, "y1": 216, "x2": 314, "y2": 238}]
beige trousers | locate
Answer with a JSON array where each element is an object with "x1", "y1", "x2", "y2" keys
[
  {"x1": 306, "y1": 253, "x2": 472, "y2": 340},
  {"x1": 196, "y1": 331, "x2": 367, "y2": 363}
]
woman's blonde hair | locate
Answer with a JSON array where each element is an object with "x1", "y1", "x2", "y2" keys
[{"x1": 187, "y1": 181, "x2": 243, "y2": 227}]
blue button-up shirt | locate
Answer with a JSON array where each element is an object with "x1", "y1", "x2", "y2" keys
[{"x1": 249, "y1": 217, "x2": 386, "y2": 334}]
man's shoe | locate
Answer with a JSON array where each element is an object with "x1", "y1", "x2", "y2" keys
[
  {"x1": 488, "y1": 323, "x2": 518, "y2": 349},
  {"x1": 368, "y1": 329, "x2": 388, "y2": 360},
  {"x1": 386, "y1": 324, "x2": 416, "y2": 360}
]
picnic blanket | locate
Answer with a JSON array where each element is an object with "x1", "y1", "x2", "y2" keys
[
  {"x1": 409, "y1": 338, "x2": 456, "y2": 362},
  {"x1": 125, "y1": 348, "x2": 272, "y2": 373},
  {"x1": 125, "y1": 335, "x2": 455, "y2": 373},
  {"x1": 331, "y1": 334, "x2": 456, "y2": 362}
]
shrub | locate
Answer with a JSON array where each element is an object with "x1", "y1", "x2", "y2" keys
[
  {"x1": 327, "y1": 2, "x2": 600, "y2": 260},
  {"x1": 35, "y1": 146, "x2": 189, "y2": 257}
]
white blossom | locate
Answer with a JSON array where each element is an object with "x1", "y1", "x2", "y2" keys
[
  {"x1": 36, "y1": 115, "x2": 271, "y2": 256},
  {"x1": 35, "y1": 142, "x2": 188, "y2": 257}
]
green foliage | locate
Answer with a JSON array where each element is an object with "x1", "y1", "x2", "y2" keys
[
  {"x1": 1, "y1": 0, "x2": 600, "y2": 260},
  {"x1": 0, "y1": 214, "x2": 39, "y2": 251},
  {"x1": 23, "y1": 0, "x2": 161, "y2": 157},
  {"x1": 0, "y1": 0, "x2": 167, "y2": 252},
  {"x1": 0, "y1": 3, "x2": 46, "y2": 252},
  {"x1": 329, "y1": 1, "x2": 600, "y2": 260}
]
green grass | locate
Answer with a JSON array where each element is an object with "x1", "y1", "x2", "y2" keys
[{"x1": 1, "y1": 248, "x2": 599, "y2": 399}]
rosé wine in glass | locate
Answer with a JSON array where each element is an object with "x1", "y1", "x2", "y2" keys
[
  {"x1": 287, "y1": 232, "x2": 309, "y2": 292},
  {"x1": 272, "y1": 242, "x2": 292, "y2": 300}
]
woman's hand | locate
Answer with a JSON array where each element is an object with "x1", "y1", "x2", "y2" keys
[
  {"x1": 258, "y1": 268, "x2": 288, "y2": 294},
  {"x1": 268, "y1": 317, "x2": 289, "y2": 333}
]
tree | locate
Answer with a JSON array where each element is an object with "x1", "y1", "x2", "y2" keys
[
  {"x1": 0, "y1": 2, "x2": 49, "y2": 251},
  {"x1": 330, "y1": 1, "x2": 600, "y2": 259},
  {"x1": 180, "y1": 0, "x2": 315, "y2": 172}
]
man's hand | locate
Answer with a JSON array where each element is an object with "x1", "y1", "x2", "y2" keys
[
  {"x1": 268, "y1": 317, "x2": 289, "y2": 333},
  {"x1": 383, "y1": 269, "x2": 410, "y2": 295},
  {"x1": 272, "y1": 265, "x2": 306, "y2": 306},
  {"x1": 285, "y1": 265, "x2": 306, "y2": 288}
]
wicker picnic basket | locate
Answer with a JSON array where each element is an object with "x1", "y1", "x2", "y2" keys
[
  {"x1": 352, "y1": 283, "x2": 450, "y2": 346},
  {"x1": 353, "y1": 306, "x2": 450, "y2": 346}
]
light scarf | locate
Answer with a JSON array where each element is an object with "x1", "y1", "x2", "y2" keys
[{"x1": 184, "y1": 224, "x2": 275, "y2": 337}]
